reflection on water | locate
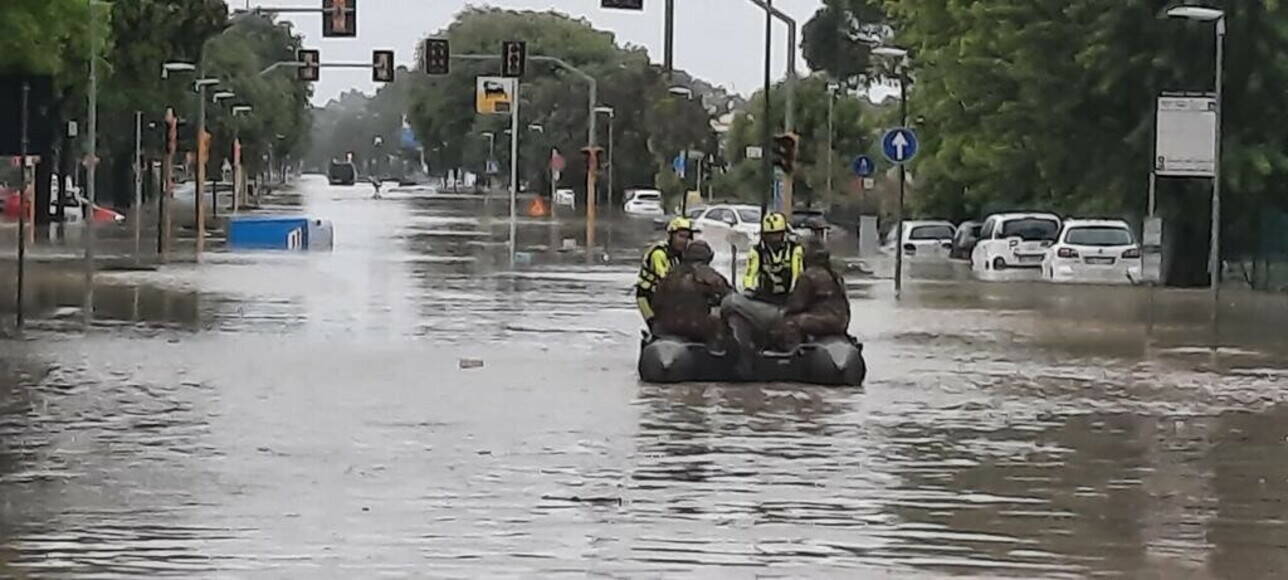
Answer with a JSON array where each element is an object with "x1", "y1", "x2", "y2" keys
[{"x1": 2, "y1": 176, "x2": 1288, "y2": 577}]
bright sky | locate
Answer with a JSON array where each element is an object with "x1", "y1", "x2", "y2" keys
[{"x1": 242, "y1": 0, "x2": 824, "y2": 105}]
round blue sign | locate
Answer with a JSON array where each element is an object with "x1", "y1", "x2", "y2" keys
[
  {"x1": 881, "y1": 127, "x2": 919, "y2": 164},
  {"x1": 852, "y1": 155, "x2": 875, "y2": 178}
]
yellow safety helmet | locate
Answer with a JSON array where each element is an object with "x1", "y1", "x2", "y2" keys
[
  {"x1": 761, "y1": 212, "x2": 789, "y2": 234},
  {"x1": 667, "y1": 217, "x2": 696, "y2": 234}
]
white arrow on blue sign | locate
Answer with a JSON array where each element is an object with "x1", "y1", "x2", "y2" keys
[
  {"x1": 881, "y1": 127, "x2": 919, "y2": 164},
  {"x1": 852, "y1": 155, "x2": 875, "y2": 178}
]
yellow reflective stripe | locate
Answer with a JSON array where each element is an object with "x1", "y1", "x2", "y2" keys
[
  {"x1": 790, "y1": 244, "x2": 804, "y2": 290},
  {"x1": 743, "y1": 247, "x2": 760, "y2": 290}
]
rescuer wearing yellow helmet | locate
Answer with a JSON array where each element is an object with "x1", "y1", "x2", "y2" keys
[
  {"x1": 742, "y1": 212, "x2": 804, "y2": 304},
  {"x1": 636, "y1": 216, "x2": 697, "y2": 325}
]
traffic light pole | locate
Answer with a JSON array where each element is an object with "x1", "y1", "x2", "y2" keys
[
  {"x1": 760, "y1": 0, "x2": 776, "y2": 215},
  {"x1": 510, "y1": 81, "x2": 520, "y2": 269},
  {"x1": 452, "y1": 54, "x2": 598, "y2": 261}
]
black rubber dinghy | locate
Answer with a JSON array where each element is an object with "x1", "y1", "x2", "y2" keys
[{"x1": 638, "y1": 334, "x2": 866, "y2": 386}]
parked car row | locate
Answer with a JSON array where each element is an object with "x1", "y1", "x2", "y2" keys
[{"x1": 884, "y1": 212, "x2": 1141, "y2": 285}]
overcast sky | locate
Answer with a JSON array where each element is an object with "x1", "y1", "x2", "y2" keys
[{"x1": 244, "y1": 0, "x2": 824, "y2": 105}]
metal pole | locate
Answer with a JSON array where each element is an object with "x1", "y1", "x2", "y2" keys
[
  {"x1": 16, "y1": 82, "x2": 30, "y2": 331},
  {"x1": 134, "y1": 111, "x2": 143, "y2": 264},
  {"x1": 894, "y1": 65, "x2": 908, "y2": 298},
  {"x1": 761, "y1": 0, "x2": 773, "y2": 213},
  {"x1": 85, "y1": 4, "x2": 99, "y2": 326},
  {"x1": 586, "y1": 78, "x2": 598, "y2": 263},
  {"x1": 664, "y1": 0, "x2": 675, "y2": 76},
  {"x1": 509, "y1": 79, "x2": 520, "y2": 269},
  {"x1": 607, "y1": 114, "x2": 615, "y2": 252},
  {"x1": 826, "y1": 86, "x2": 835, "y2": 205},
  {"x1": 196, "y1": 85, "x2": 207, "y2": 262},
  {"x1": 160, "y1": 107, "x2": 175, "y2": 262},
  {"x1": 1210, "y1": 17, "x2": 1225, "y2": 338}
]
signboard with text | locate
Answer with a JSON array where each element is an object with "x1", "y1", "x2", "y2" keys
[{"x1": 1155, "y1": 94, "x2": 1217, "y2": 178}]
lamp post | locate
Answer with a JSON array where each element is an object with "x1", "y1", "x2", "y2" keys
[
  {"x1": 231, "y1": 104, "x2": 253, "y2": 212},
  {"x1": 1166, "y1": 4, "x2": 1225, "y2": 332},
  {"x1": 825, "y1": 81, "x2": 840, "y2": 208},
  {"x1": 594, "y1": 106, "x2": 615, "y2": 252},
  {"x1": 158, "y1": 62, "x2": 197, "y2": 262},
  {"x1": 874, "y1": 45, "x2": 910, "y2": 297},
  {"x1": 193, "y1": 78, "x2": 220, "y2": 261},
  {"x1": 210, "y1": 90, "x2": 236, "y2": 218}
]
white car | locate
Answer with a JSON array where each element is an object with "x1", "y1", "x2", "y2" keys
[
  {"x1": 692, "y1": 204, "x2": 762, "y2": 246},
  {"x1": 888, "y1": 220, "x2": 956, "y2": 260},
  {"x1": 623, "y1": 189, "x2": 665, "y2": 216},
  {"x1": 1042, "y1": 219, "x2": 1142, "y2": 284},
  {"x1": 972, "y1": 212, "x2": 1062, "y2": 273}
]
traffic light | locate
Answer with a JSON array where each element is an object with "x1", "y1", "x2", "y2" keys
[
  {"x1": 501, "y1": 41, "x2": 526, "y2": 78},
  {"x1": 372, "y1": 50, "x2": 394, "y2": 83},
  {"x1": 322, "y1": 0, "x2": 356, "y2": 38},
  {"x1": 581, "y1": 146, "x2": 605, "y2": 171},
  {"x1": 423, "y1": 38, "x2": 450, "y2": 75},
  {"x1": 298, "y1": 49, "x2": 320, "y2": 82},
  {"x1": 602, "y1": 0, "x2": 645, "y2": 9},
  {"x1": 772, "y1": 133, "x2": 800, "y2": 174}
]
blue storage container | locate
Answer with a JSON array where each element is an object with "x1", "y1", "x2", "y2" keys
[{"x1": 228, "y1": 216, "x2": 333, "y2": 251}]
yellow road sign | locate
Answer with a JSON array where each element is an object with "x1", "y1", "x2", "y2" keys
[{"x1": 476, "y1": 76, "x2": 515, "y2": 115}]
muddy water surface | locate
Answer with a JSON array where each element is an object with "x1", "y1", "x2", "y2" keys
[{"x1": 2, "y1": 176, "x2": 1287, "y2": 578}]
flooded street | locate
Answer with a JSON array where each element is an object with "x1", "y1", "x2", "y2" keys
[{"x1": 3, "y1": 176, "x2": 1288, "y2": 577}]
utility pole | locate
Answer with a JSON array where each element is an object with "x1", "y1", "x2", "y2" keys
[
  {"x1": 134, "y1": 111, "x2": 144, "y2": 264},
  {"x1": 16, "y1": 82, "x2": 30, "y2": 332},
  {"x1": 509, "y1": 81, "x2": 521, "y2": 268},
  {"x1": 761, "y1": 0, "x2": 773, "y2": 213},
  {"x1": 84, "y1": 2, "x2": 99, "y2": 326}
]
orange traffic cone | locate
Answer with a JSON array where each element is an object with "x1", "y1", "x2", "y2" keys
[{"x1": 528, "y1": 196, "x2": 549, "y2": 217}]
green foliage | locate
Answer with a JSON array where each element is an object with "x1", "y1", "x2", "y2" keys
[
  {"x1": 884, "y1": 0, "x2": 1288, "y2": 232},
  {"x1": 0, "y1": 0, "x2": 92, "y2": 83},
  {"x1": 391, "y1": 7, "x2": 718, "y2": 200},
  {"x1": 203, "y1": 14, "x2": 313, "y2": 174},
  {"x1": 716, "y1": 76, "x2": 884, "y2": 206},
  {"x1": 801, "y1": 0, "x2": 886, "y2": 87}
]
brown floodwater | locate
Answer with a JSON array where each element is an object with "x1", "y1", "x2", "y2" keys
[{"x1": 1, "y1": 175, "x2": 1287, "y2": 578}]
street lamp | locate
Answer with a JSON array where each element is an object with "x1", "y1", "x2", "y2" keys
[
  {"x1": 1166, "y1": 4, "x2": 1225, "y2": 328},
  {"x1": 825, "y1": 81, "x2": 840, "y2": 207},
  {"x1": 873, "y1": 44, "x2": 911, "y2": 297},
  {"x1": 211, "y1": 91, "x2": 236, "y2": 103},
  {"x1": 230, "y1": 105, "x2": 253, "y2": 211},
  {"x1": 162, "y1": 62, "x2": 196, "y2": 79},
  {"x1": 668, "y1": 86, "x2": 693, "y2": 99},
  {"x1": 528, "y1": 124, "x2": 544, "y2": 133},
  {"x1": 192, "y1": 77, "x2": 220, "y2": 260}
]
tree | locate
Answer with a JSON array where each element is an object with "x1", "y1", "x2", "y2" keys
[
  {"x1": 886, "y1": 0, "x2": 1288, "y2": 285},
  {"x1": 715, "y1": 76, "x2": 882, "y2": 209},
  {"x1": 801, "y1": 0, "x2": 886, "y2": 88}
]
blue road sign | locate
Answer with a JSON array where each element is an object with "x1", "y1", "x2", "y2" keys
[
  {"x1": 852, "y1": 155, "x2": 875, "y2": 178},
  {"x1": 881, "y1": 127, "x2": 919, "y2": 164}
]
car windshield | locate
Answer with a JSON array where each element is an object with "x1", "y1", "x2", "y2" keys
[
  {"x1": 1001, "y1": 218, "x2": 1060, "y2": 241},
  {"x1": 737, "y1": 208, "x2": 761, "y2": 223},
  {"x1": 686, "y1": 207, "x2": 705, "y2": 219},
  {"x1": 1065, "y1": 226, "x2": 1133, "y2": 246},
  {"x1": 909, "y1": 225, "x2": 955, "y2": 240}
]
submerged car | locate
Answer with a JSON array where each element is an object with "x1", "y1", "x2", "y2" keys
[
  {"x1": 1042, "y1": 219, "x2": 1142, "y2": 284},
  {"x1": 328, "y1": 160, "x2": 357, "y2": 186},
  {"x1": 972, "y1": 212, "x2": 1062, "y2": 273},
  {"x1": 623, "y1": 189, "x2": 665, "y2": 216},
  {"x1": 897, "y1": 220, "x2": 956, "y2": 260},
  {"x1": 951, "y1": 220, "x2": 983, "y2": 260}
]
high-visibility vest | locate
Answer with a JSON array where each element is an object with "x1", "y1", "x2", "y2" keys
[
  {"x1": 744, "y1": 241, "x2": 803, "y2": 301},
  {"x1": 636, "y1": 242, "x2": 678, "y2": 297}
]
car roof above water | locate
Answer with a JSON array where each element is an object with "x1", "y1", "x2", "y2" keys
[{"x1": 1061, "y1": 218, "x2": 1131, "y2": 228}]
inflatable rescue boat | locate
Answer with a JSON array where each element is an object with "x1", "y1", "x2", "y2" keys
[{"x1": 638, "y1": 333, "x2": 866, "y2": 386}]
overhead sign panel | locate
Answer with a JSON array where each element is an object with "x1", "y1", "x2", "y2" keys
[{"x1": 1155, "y1": 94, "x2": 1217, "y2": 178}]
